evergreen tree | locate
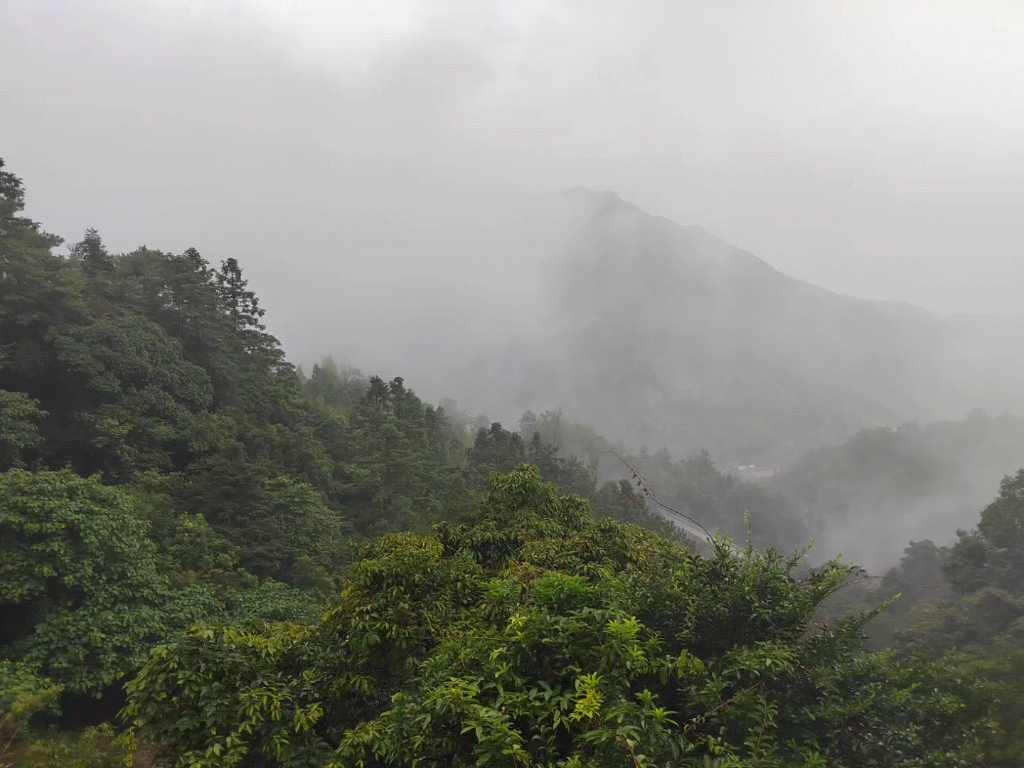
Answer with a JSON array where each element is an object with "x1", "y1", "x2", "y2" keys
[
  {"x1": 69, "y1": 227, "x2": 114, "y2": 275},
  {"x1": 216, "y1": 257, "x2": 265, "y2": 333},
  {"x1": 468, "y1": 422, "x2": 525, "y2": 474},
  {"x1": 0, "y1": 158, "x2": 80, "y2": 385}
]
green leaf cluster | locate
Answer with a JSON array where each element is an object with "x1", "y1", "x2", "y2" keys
[
  {"x1": 126, "y1": 467, "x2": 989, "y2": 767},
  {"x1": 0, "y1": 470, "x2": 171, "y2": 694},
  {"x1": 895, "y1": 470, "x2": 1024, "y2": 764}
]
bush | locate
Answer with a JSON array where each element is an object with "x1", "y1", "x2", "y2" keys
[{"x1": 126, "y1": 466, "x2": 990, "y2": 767}]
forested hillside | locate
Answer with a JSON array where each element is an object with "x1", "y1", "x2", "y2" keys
[
  {"x1": 3, "y1": 157, "x2": 1024, "y2": 766},
  {"x1": 0, "y1": 158, "x2": 699, "y2": 762},
  {"x1": 811, "y1": 469, "x2": 1024, "y2": 766},
  {"x1": 440, "y1": 190, "x2": 961, "y2": 468},
  {"x1": 774, "y1": 411, "x2": 1024, "y2": 565}
]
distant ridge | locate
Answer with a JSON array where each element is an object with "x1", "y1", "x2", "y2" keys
[
  {"x1": 538, "y1": 191, "x2": 953, "y2": 466},
  {"x1": 561, "y1": 187, "x2": 641, "y2": 217}
]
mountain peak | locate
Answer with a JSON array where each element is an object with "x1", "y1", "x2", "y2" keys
[{"x1": 561, "y1": 187, "x2": 641, "y2": 218}]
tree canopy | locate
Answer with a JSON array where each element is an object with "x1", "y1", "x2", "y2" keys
[
  {"x1": 0, "y1": 156, "x2": 1018, "y2": 766},
  {"x1": 126, "y1": 467, "x2": 989, "y2": 768}
]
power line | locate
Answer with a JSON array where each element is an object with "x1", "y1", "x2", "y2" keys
[{"x1": 599, "y1": 449, "x2": 719, "y2": 545}]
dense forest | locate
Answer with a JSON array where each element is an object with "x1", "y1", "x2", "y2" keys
[{"x1": 3, "y1": 155, "x2": 1024, "y2": 766}]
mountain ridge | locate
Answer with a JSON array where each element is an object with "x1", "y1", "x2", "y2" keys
[{"x1": 537, "y1": 188, "x2": 954, "y2": 464}]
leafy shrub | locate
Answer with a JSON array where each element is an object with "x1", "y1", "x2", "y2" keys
[{"x1": 126, "y1": 467, "x2": 989, "y2": 767}]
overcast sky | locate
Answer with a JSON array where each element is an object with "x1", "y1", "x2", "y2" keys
[{"x1": 3, "y1": 0, "x2": 1024, "y2": 361}]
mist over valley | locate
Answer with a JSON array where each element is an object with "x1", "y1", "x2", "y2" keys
[{"x1": 5, "y1": 2, "x2": 1024, "y2": 764}]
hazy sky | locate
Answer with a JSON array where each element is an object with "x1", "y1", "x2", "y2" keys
[{"x1": 3, "y1": 0, "x2": 1024, "y2": 361}]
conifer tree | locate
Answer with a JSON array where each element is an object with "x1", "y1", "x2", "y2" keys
[
  {"x1": 216, "y1": 257, "x2": 265, "y2": 333},
  {"x1": 69, "y1": 227, "x2": 114, "y2": 275}
]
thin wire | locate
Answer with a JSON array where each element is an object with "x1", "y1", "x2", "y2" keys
[
  {"x1": 599, "y1": 449, "x2": 718, "y2": 543},
  {"x1": 598, "y1": 450, "x2": 927, "y2": 607}
]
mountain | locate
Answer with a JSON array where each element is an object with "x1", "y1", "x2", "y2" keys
[
  {"x1": 771, "y1": 410, "x2": 1024, "y2": 568},
  {"x1": 532, "y1": 190, "x2": 956, "y2": 465},
  {"x1": 325, "y1": 187, "x2": 1020, "y2": 469}
]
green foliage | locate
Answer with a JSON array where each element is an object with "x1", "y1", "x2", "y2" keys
[
  {"x1": 126, "y1": 467, "x2": 988, "y2": 767},
  {"x1": 339, "y1": 376, "x2": 468, "y2": 535},
  {"x1": 945, "y1": 470, "x2": 1024, "y2": 595},
  {"x1": 624, "y1": 448, "x2": 804, "y2": 547},
  {"x1": 69, "y1": 228, "x2": 114, "y2": 277},
  {"x1": 226, "y1": 579, "x2": 322, "y2": 625},
  {"x1": 19, "y1": 723, "x2": 136, "y2": 768},
  {"x1": 468, "y1": 422, "x2": 526, "y2": 476},
  {"x1": 893, "y1": 469, "x2": 1024, "y2": 765},
  {"x1": 897, "y1": 589, "x2": 1024, "y2": 659},
  {"x1": 517, "y1": 410, "x2": 789, "y2": 541},
  {"x1": 0, "y1": 161, "x2": 80, "y2": 383},
  {"x1": 895, "y1": 593, "x2": 1024, "y2": 765},
  {"x1": 52, "y1": 314, "x2": 214, "y2": 478},
  {"x1": 0, "y1": 390, "x2": 45, "y2": 470},
  {"x1": 182, "y1": 470, "x2": 349, "y2": 584},
  {"x1": 1, "y1": 665, "x2": 133, "y2": 768},
  {"x1": 0, "y1": 161, "x2": 484, "y2": 721},
  {"x1": 830, "y1": 539, "x2": 955, "y2": 651},
  {"x1": 0, "y1": 157, "x2": 1007, "y2": 765},
  {"x1": 1, "y1": 662, "x2": 62, "y2": 761},
  {"x1": 592, "y1": 478, "x2": 679, "y2": 538},
  {"x1": 0, "y1": 470, "x2": 171, "y2": 694},
  {"x1": 302, "y1": 358, "x2": 367, "y2": 413},
  {"x1": 467, "y1": 422, "x2": 601, "y2": 502},
  {"x1": 126, "y1": 623, "x2": 330, "y2": 768}
]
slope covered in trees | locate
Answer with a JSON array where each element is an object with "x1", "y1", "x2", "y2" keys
[
  {"x1": 773, "y1": 412, "x2": 1024, "y2": 565},
  {"x1": 0, "y1": 158, "x2": 693, "y2": 760},
  {"x1": 808, "y1": 469, "x2": 1024, "y2": 766},
  {"x1": 125, "y1": 466, "x2": 990, "y2": 768},
  {"x1": 448, "y1": 190, "x2": 962, "y2": 468},
  {"x1": 2, "y1": 157, "x2": 1023, "y2": 766}
]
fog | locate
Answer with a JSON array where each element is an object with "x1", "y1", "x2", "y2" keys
[{"x1": 4, "y1": 0, "x2": 1024, "y2": 568}]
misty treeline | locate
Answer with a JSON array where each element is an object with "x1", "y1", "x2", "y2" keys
[
  {"x1": 3, "y1": 156, "x2": 1024, "y2": 766},
  {"x1": 470, "y1": 190, "x2": 1022, "y2": 478}
]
